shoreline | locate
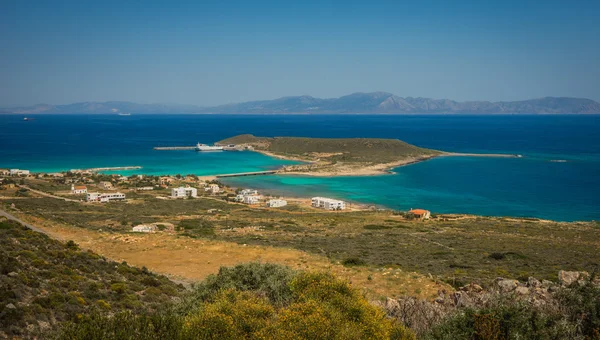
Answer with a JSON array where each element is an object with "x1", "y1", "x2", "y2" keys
[{"x1": 265, "y1": 152, "x2": 521, "y2": 177}]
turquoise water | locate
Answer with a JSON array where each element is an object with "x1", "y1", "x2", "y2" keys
[{"x1": 1, "y1": 114, "x2": 598, "y2": 221}]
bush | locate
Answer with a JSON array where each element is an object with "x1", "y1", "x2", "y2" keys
[
  {"x1": 342, "y1": 257, "x2": 366, "y2": 267},
  {"x1": 189, "y1": 262, "x2": 297, "y2": 307},
  {"x1": 55, "y1": 264, "x2": 416, "y2": 340}
]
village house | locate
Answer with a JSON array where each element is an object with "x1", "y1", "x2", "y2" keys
[
  {"x1": 171, "y1": 186, "x2": 198, "y2": 198},
  {"x1": 159, "y1": 177, "x2": 174, "y2": 186},
  {"x1": 0, "y1": 169, "x2": 9, "y2": 176},
  {"x1": 240, "y1": 189, "x2": 258, "y2": 196},
  {"x1": 242, "y1": 194, "x2": 262, "y2": 205},
  {"x1": 86, "y1": 192, "x2": 126, "y2": 203},
  {"x1": 71, "y1": 184, "x2": 88, "y2": 194},
  {"x1": 267, "y1": 199, "x2": 287, "y2": 208},
  {"x1": 132, "y1": 224, "x2": 156, "y2": 233},
  {"x1": 98, "y1": 181, "x2": 114, "y2": 190},
  {"x1": 205, "y1": 184, "x2": 220, "y2": 194},
  {"x1": 311, "y1": 197, "x2": 346, "y2": 210},
  {"x1": 409, "y1": 209, "x2": 431, "y2": 220},
  {"x1": 10, "y1": 169, "x2": 30, "y2": 176},
  {"x1": 134, "y1": 186, "x2": 154, "y2": 191}
]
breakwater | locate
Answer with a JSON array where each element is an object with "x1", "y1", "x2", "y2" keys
[
  {"x1": 216, "y1": 170, "x2": 277, "y2": 178},
  {"x1": 153, "y1": 146, "x2": 196, "y2": 150}
]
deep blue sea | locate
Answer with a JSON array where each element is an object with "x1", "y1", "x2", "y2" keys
[{"x1": 1, "y1": 114, "x2": 599, "y2": 221}]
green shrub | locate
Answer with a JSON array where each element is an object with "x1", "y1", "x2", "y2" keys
[
  {"x1": 342, "y1": 257, "x2": 366, "y2": 267},
  {"x1": 189, "y1": 262, "x2": 297, "y2": 308}
]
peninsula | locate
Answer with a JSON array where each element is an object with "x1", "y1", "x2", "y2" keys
[{"x1": 217, "y1": 134, "x2": 518, "y2": 176}]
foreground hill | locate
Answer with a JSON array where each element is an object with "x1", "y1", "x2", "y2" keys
[
  {"x1": 4, "y1": 93, "x2": 600, "y2": 114},
  {"x1": 0, "y1": 218, "x2": 185, "y2": 338}
]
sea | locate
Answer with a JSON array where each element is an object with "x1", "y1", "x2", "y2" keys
[{"x1": 1, "y1": 114, "x2": 598, "y2": 221}]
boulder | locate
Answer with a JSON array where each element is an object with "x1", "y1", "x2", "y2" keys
[
  {"x1": 384, "y1": 297, "x2": 399, "y2": 313},
  {"x1": 527, "y1": 277, "x2": 542, "y2": 288},
  {"x1": 515, "y1": 286, "x2": 530, "y2": 295},
  {"x1": 558, "y1": 270, "x2": 589, "y2": 286},
  {"x1": 497, "y1": 279, "x2": 519, "y2": 293}
]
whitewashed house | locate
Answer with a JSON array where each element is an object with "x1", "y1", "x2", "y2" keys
[
  {"x1": 205, "y1": 184, "x2": 220, "y2": 194},
  {"x1": 240, "y1": 189, "x2": 258, "y2": 196},
  {"x1": 171, "y1": 186, "x2": 198, "y2": 198},
  {"x1": 71, "y1": 184, "x2": 88, "y2": 194},
  {"x1": 243, "y1": 195, "x2": 262, "y2": 204},
  {"x1": 10, "y1": 169, "x2": 30, "y2": 176},
  {"x1": 311, "y1": 197, "x2": 346, "y2": 210},
  {"x1": 86, "y1": 192, "x2": 126, "y2": 202},
  {"x1": 135, "y1": 186, "x2": 154, "y2": 191},
  {"x1": 267, "y1": 199, "x2": 287, "y2": 208}
]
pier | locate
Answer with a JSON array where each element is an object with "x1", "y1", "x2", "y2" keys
[
  {"x1": 216, "y1": 170, "x2": 277, "y2": 178},
  {"x1": 71, "y1": 166, "x2": 142, "y2": 173},
  {"x1": 154, "y1": 146, "x2": 196, "y2": 150}
]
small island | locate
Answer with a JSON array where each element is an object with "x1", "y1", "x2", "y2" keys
[{"x1": 217, "y1": 134, "x2": 519, "y2": 176}]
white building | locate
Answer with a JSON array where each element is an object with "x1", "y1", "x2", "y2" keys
[
  {"x1": 205, "y1": 184, "x2": 220, "y2": 194},
  {"x1": 311, "y1": 197, "x2": 346, "y2": 210},
  {"x1": 243, "y1": 195, "x2": 262, "y2": 204},
  {"x1": 171, "y1": 186, "x2": 198, "y2": 198},
  {"x1": 132, "y1": 225, "x2": 156, "y2": 233},
  {"x1": 240, "y1": 189, "x2": 258, "y2": 196},
  {"x1": 71, "y1": 184, "x2": 88, "y2": 194},
  {"x1": 267, "y1": 199, "x2": 287, "y2": 208},
  {"x1": 86, "y1": 192, "x2": 126, "y2": 202},
  {"x1": 10, "y1": 169, "x2": 30, "y2": 176},
  {"x1": 135, "y1": 186, "x2": 154, "y2": 191},
  {"x1": 98, "y1": 181, "x2": 114, "y2": 190}
]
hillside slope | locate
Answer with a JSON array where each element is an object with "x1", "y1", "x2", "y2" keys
[{"x1": 0, "y1": 218, "x2": 185, "y2": 338}]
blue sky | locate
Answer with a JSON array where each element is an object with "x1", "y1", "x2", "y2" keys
[{"x1": 1, "y1": 0, "x2": 599, "y2": 106}]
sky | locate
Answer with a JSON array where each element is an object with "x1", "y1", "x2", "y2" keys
[{"x1": 1, "y1": 0, "x2": 599, "y2": 107}]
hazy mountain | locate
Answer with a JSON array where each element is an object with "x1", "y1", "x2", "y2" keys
[
  {"x1": 4, "y1": 101, "x2": 205, "y2": 114},
  {"x1": 3, "y1": 93, "x2": 600, "y2": 114}
]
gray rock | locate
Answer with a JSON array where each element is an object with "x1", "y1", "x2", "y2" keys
[
  {"x1": 541, "y1": 279, "x2": 554, "y2": 288},
  {"x1": 558, "y1": 270, "x2": 589, "y2": 286},
  {"x1": 528, "y1": 277, "x2": 542, "y2": 288},
  {"x1": 497, "y1": 279, "x2": 519, "y2": 292},
  {"x1": 515, "y1": 286, "x2": 530, "y2": 295},
  {"x1": 7, "y1": 272, "x2": 18, "y2": 277},
  {"x1": 5, "y1": 303, "x2": 15, "y2": 310}
]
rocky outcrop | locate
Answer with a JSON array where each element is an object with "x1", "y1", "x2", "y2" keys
[{"x1": 558, "y1": 270, "x2": 590, "y2": 286}]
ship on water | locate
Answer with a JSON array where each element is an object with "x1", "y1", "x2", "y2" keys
[{"x1": 196, "y1": 143, "x2": 224, "y2": 151}]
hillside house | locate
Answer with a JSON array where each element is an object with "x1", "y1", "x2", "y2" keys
[
  {"x1": 171, "y1": 186, "x2": 198, "y2": 198},
  {"x1": 10, "y1": 169, "x2": 30, "y2": 176},
  {"x1": 409, "y1": 209, "x2": 431, "y2": 220},
  {"x1": 311, "y1": 197, "x2": 346, "y2": 210},
  {"x1": 243, "y1": 195, "x2": 262, "y2": 204},
  {"x1": 71, "y1": 184, "x2": 88, "y2": 194},
  {"x1": 267, "y1": 199, "x2": 287, "y2": 208},
  {"x1": 205, "y1": 184, "x2": 220, "y2": 194},
  {"x1": 87, "y1": 192, "x2": 126, "y2": 203}
]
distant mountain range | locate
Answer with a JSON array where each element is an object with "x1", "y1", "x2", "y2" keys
[{"x1": 3, "y1": 92, "x2": 600, "y2": 114}]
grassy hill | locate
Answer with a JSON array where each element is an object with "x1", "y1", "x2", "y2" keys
[
  {"x1": 218, "y1": 134, "x2": 440, "y2": 164},
  {"x1": 0, "y1": 218, "x2": 185, "y2": 338}
]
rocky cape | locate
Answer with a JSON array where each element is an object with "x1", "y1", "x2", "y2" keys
[{"x1": 3, "y1": 92, "x2": 600, "y2": 114}]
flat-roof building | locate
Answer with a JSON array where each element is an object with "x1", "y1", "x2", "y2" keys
[{"x1": 311, "y1": 197, "x2": 346, "y2": 210}]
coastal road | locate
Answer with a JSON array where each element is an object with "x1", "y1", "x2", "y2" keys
[
  {"x1": 0, "y1": 208, "x2": 49, "y2": 236},
  {"x1": 16, "y1": 184, "x2": 80, "y2": 203}
]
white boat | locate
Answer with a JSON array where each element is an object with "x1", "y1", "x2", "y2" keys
[{"x1": 196, "y1": 143, "x2": 224, "y2": 151}]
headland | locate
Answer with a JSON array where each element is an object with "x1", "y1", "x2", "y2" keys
[{"x1": 217, "y1": 134, "x2": 521, "y2": 177}]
